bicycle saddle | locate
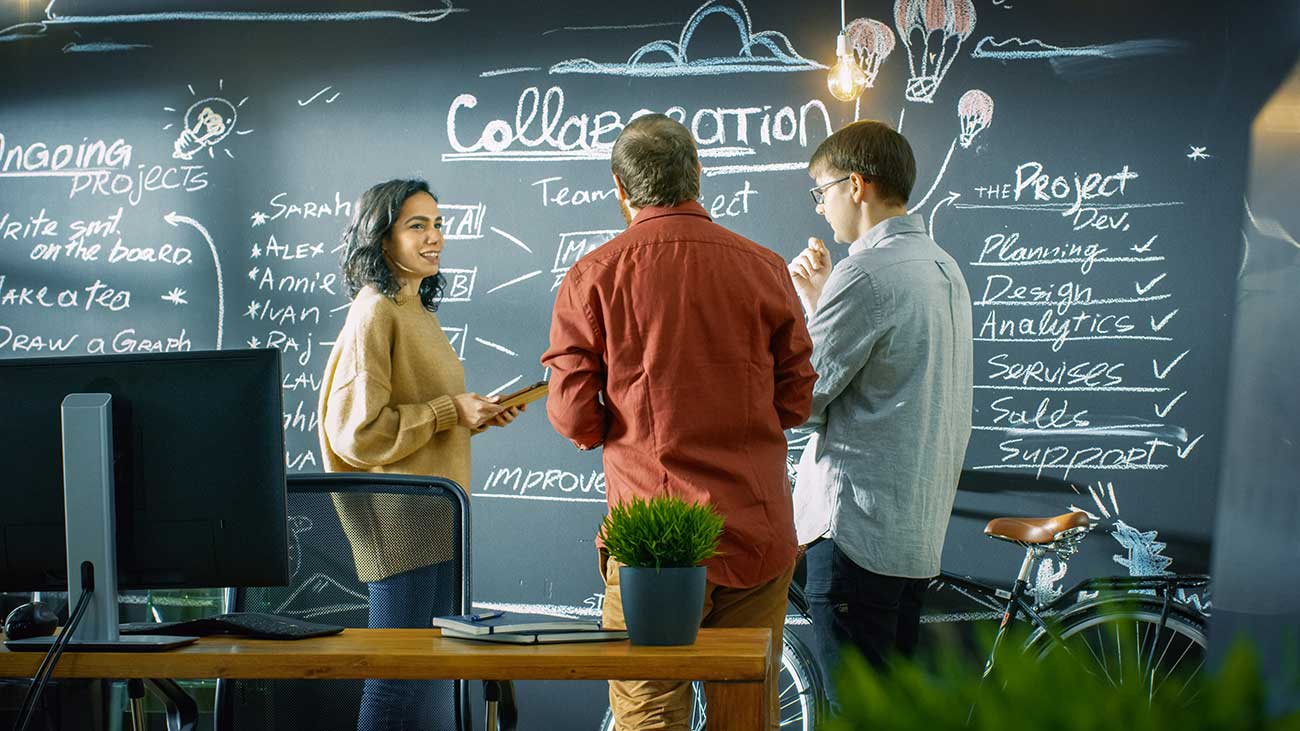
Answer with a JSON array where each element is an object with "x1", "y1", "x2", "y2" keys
[{"x1": 984, "y1": 511, "x2": 1090, "y2": 545}]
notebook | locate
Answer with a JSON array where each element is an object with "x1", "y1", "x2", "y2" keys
[
  {"x1": 440, "y1": 627, "x2": 629, "y2": 644},
  {"x1": 431, "y1": 611, "x2": 601, "y2": 636}
]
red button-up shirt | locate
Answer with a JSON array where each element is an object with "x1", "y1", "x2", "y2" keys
[{"x1": 542, "y1": 201, "x2": 816, "y2": 588}]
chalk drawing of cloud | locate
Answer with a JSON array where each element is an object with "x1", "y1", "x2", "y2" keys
[
  {"x1": 551, "y1": 0, "x2": 825, "y2": 77},
  {"x1": 971, "y1": 36, "x2": 1189, "y2": 80},
  {"x1": 970, "y1": 36, "x2": 1188, "y2": 61},
  {"x1": 0, "y1": 0, "x2": 463, "y2": 49}
]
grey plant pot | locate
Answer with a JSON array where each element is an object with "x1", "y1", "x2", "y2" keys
[{"x1": 619, "y1": 565, "x2": 706, "y2": 646}]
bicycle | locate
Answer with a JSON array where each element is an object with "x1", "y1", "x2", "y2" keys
[
  {"x1": 598, "y1": 454, "x2": 1211, "y2": 730},
  {"x1": 931, "y1": 510, "x2": 1210, "y2": 698},
  {"x1": 596, "y1": 509, "x2": 1209, "y2": 730}
]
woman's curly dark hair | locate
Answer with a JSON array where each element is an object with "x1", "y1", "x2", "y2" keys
[{"x1": 339, "y1": 179, "x2": 445, "y2": 311}]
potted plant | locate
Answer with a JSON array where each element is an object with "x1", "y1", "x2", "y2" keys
[{"x1": 598, "y1": 495, "x2": 724, "y2": 646}]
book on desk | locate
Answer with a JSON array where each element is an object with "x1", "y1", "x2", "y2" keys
[
  {"x1": 432, "y1": 611, "x2": 625, "y2": 644},
  {"x1": 439, "y1": 627, "x2": 629, "y2": 644},
  {"x1": 431, "y1": 611, "x2": 601, "y2": 636}
]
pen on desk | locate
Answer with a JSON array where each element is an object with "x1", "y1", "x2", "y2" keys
[{"x1": 467, "y1": 610, "x2": 503, "y2": 622}]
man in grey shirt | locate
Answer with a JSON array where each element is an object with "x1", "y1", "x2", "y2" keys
[{"x1": 789, "y1": 120, "x2": 973, "y2": 695}]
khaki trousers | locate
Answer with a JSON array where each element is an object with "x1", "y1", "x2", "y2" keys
[{"x1": 599, "y1": 549, "x2": 794, "y2": 731}]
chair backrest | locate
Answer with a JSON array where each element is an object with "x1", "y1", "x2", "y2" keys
[{"x1": 215, "y1": 473, "x2": 471, "y2": 731}]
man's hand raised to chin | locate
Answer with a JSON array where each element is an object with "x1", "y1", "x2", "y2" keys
[{"x1": 789, "y1": 237, "x2": 833, "y2": 313}]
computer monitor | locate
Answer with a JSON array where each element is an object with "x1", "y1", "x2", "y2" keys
[{"x1": 0, "y1": 349, "x2": 288, "y2": 595}]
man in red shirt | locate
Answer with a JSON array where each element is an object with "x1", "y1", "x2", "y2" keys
[{"x1": 542, "y1": 113, "x2": 816, "y2": 730}]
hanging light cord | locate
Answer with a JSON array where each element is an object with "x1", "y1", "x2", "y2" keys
[{"x1": 840, "y1": 0, "x2": 846, "y2": 30}]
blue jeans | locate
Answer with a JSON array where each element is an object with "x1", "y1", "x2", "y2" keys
[
  {"x1": 357, "y1": 561, "x2": 455, "y2": 731},
  {"x1": 803, "y1": 539, "x2": 927, "y2": 709}
]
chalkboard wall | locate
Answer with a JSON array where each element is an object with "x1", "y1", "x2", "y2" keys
[{"x1": 2, "y1": 0, "x2": 1295, "y2": 727}]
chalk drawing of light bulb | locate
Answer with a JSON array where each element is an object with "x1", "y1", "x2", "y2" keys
[
  {"x1": 163, "y1": 81, "x2": 251, "y2": 160},
  {"x1": 893, "y1": 0, "x2": 976, "y2": 104},
  {"x1": 957, "y1": 89, "x2": 993, "y2": 148},
  {"x1": 173, "y1": 98, "x2": 237, "y2": 160}
]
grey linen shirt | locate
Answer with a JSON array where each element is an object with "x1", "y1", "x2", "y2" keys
[{"x1": 792, "y1": 214, "x2": 974, "y2": 579}]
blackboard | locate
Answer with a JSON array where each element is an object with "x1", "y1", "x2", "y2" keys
[{"x1": 2, "y1": 0, "x2": 1296, "y2": 727}]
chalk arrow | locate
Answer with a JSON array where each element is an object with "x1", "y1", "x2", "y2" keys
[
  {"x1": 165, "y1": 211, "x2": 224, "y2": 350},
  {"x1": 908, "y1": 138, "x2": 957, "y2": 215},
  {"x1": 928, "y1": 192, "x2": 962, "y2": 240}
]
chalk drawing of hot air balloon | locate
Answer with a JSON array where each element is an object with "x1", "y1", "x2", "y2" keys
[
  {"x1": 845, "y1": 17, "x2": 895, "y2": 120},
  {"x1": 894, "y1": 0, "x2": 976, "y2": 103},
  {"x1": 845, "y1": 18, "x2": 895, "y2": 87},
  {"x1": 908, "y1": 89, "x2": 994, "y2": 216},
  {"x1": 957, "y1": 89, "x2": 993, "y2": 148}
]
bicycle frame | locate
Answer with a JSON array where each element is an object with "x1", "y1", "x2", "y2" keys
[
  {"x1": 936, "y1": 549, "x2": 1209, "y2": 679},
  {"x1": 937, "y1": 551, "x2": 1066, "y2": 678}
]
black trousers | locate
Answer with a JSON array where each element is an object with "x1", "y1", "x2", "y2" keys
[{"x1": 803, "y1": 538, "x2": 928, "y2": 706}]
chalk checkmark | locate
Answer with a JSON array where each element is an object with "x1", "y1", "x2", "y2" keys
[
  {"x1": 1136, "y1": 273, "x2": 1168, "y2": 295},
  {"x1": 1153, "y1": 350, "x2": 1190, "y2": 379},
  {"x1": 1150, "y1": 309, "x2": 1179, "y2": 332},
  {"x1": 1131, "y1": 235, "x2": 1158, "y2": 254},
  {"x1": 1155, "y1": 390, "x2": 1188, "y2": 418},
  {"x1": 1177, "y1": 434, "x2": 1205, "y2": 459}
]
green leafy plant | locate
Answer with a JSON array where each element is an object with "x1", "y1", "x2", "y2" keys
[
  {"x1": 820, "y1": 622, "x2": 1300, "y2": 731},
  {"x1": 599, "y1": 495, "x2": 724, "y2": 570}
]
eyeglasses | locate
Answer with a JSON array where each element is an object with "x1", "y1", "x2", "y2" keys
[{"x1": 809, "y1": 175, "x2": 853, "y2": 205}]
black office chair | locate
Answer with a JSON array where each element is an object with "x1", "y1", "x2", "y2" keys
[{"x1": 214, "y1": 473, "x2": 515, "y2": 731}]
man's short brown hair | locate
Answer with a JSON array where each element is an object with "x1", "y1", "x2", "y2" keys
[
  {"x1": 610, "y1": 114, "x2": 700, "y2": 208},
  {"x1": 809, "y1": 120, "x2": 916, "y2": 205}
]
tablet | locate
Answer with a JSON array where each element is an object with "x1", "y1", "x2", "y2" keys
[{"x1": 497, "y1": 381, "x2": 549, "y2": 410}]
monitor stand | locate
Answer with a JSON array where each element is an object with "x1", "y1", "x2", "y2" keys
[
  {"x1": 3, "y1": 635, "x2": 196, "y2": 652},
  {"x1": 3, "y1": 394, "x2": 195, "y2": 653}
]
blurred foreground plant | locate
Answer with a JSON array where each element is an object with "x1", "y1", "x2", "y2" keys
[{"x1": 821, "y1": 622, "x2": 1300, "y2": 731}]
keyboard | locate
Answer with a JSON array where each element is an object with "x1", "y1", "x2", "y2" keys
[{"x1": 119, "y1": 612, "x2": 344, "y2": 640}]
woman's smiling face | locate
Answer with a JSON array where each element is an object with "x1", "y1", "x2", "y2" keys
[{"x1": 382, "y1": 191, "x2": 444, "y2": 289}]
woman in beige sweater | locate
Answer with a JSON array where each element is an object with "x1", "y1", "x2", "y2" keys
[{"x1": 318, "y1": 179, "x2": 522, "y2": 731}]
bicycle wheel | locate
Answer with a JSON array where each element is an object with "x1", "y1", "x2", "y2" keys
[
  {"x1": 596, "y1": 632, "x2": 824, "y2": 730},
  {"x1": 775, "y1": 630, "x2": 823, "y2": 729},
  {"x1": 1026, "y1": 597, "x2": 1208, "y2": 701}
]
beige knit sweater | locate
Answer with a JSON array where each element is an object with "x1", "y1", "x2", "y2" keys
[{"x1": 318, "y1": 285, "x2": 469, "y2": 583}]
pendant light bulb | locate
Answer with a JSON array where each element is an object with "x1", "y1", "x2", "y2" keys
[{"x1": 827, "y1": 32, "x2": 868, "y2": 102}]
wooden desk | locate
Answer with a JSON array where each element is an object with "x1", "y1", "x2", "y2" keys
[{"x1": 1, "y1": 628, "x2": 771, "y2": 730}]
